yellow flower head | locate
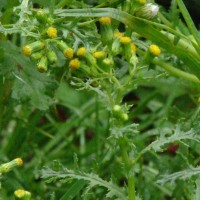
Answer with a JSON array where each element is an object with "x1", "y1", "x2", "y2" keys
[
  {"x1": 64, "y1": 48, "x2": 74, "y2": 59},
  {"x1": 14, "y1": 190, "x2": 25, "y2": 198},
  {"x1": 15, "y1": 158, "x2": 23, "y2": 167},
  {"x1": 139, "y1": 0, "x2": 146, "y2": 4},
  {"x1": 22, "y1": 46, "x2": 32, "y2": 56},
  {"x1": 120, "y1": 36, "x2": 131, "y2": 44},
  {"x1": 114, "y1": 32, "x2": 123, "y2": 39},
  {"x1": 149, "y1": 44, "x2": 161, "y2": 56},
  {"x1": 77, "y1": 47, "x2": 87, "y2": 57},
  {"x1": 99, "y1": 17, "x2": 111, "y2": 25},
  {"x1": 47, "y1": 27, "x2": 58, "y2": 38},
  {"x1": 69, "y1": 59, "x2": 80, "y2": 70},
  {"x1": 93, "y1": 51, "x2": 106, "y2": 59},
  {"x1": 131, "y1": 43, "x2": 137, "y2": 52}
]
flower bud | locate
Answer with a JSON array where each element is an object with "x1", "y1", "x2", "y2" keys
[
  {"x1": 99, "y1": 17, "x2": 113, "y2": 46},
  {"x1": 47, "y1": 27, "x2": 58, "y2": 38},
  {"x1": 0, "y1": 158, "x2": 23, "y2": 174},
  {"x1": 69, "y1": 58, "x2": 81, "y2": 70},
  {"x1": 37, "y1": 56, "x2": 48, "y2": 72},
  {"x1": 101, "y1": 58, "x2": 114, "y2": 72},
  {"x1": 47, "y1": 51, "x2": 57, "y2": 64},
  {"x1": 22, "y1": 41, "x2": 45, "y2": 56},
  {"x1": 64, "y1": 48, "x2": 74, "y2": 59},
  {"x1": 93, "y1": 51, "x2": 106, "y2": 60},
  {"x1": 149, "y1": 44, "x2": 161, "y2": 56},
  {"x1": 113, "y1": 105, "x2": 121, "y2": 112},
  {"x1": 120, "y1": 36, "x2": 132, "y2": 61},
  {"x1": 112, "y1": 105, "x2": 129, "y2": 122},
  {"x1": 135, "y1": 3, "x2": 159, "y2": 19},
  {"x1": 31, "y1": 52, "x2": 43, "y2": 61},
  {"x1": 112, "y1": 32, "x2": 123, "y2": 55},
  {"x1": 14, "y1": 189, "x2": 31, "y2": 200},
  {"x1": 131, "y1": 43, "x2": 137, "y2": 53},
  {"x1": 77, "y1": 47, "x2": 87, "y2": 57},
  {"x1": 56, "y1": 41, "x2": 74, "y2": 59},
  {"x1": 36, "y1": 9, "x2": 48, "y2": 23}
]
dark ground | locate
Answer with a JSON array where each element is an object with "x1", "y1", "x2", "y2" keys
[{"x1": 156, "y1": 0, "x2": 200, "y2": 26}]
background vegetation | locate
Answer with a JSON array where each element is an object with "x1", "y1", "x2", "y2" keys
[{"x1": 0, "y1": 0, "x2": 200, "y2": 199}]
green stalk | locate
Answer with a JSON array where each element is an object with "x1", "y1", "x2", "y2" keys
[
  {"x1": 136, "y1": 47, "x2": 200, "y2": 83},
  {"x1": 95, "y1": 94, "x2": 100, "y2": 159},
  {"x1": 153, "y1": 58, "x2": 200, "y2": 83},
  {"x1": 119, "y1": 138, "x2": 135, "y2": 200},
  {"x1": 0, "y1": 76, "x2": 3, "y2": 133}
]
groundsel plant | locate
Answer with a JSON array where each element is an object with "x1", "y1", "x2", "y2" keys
[{"x1": 0, "y1": 0, "x2": 200, "y2": 199}]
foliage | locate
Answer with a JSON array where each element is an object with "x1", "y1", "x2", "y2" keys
[{"x1": 0, "y1": 0, "x2": 200, "y2": 199}]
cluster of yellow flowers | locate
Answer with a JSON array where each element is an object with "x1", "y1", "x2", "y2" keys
[{"x1": 22, "y1": 14, "x2": 161, "y2": 75}]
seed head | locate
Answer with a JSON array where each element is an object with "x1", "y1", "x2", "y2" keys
[{"x1": 135, "y1": 3, "x2": 159, "y2": 19}]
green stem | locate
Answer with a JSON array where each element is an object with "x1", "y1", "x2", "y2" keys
[
  {"x1": 119, "y1": 138, "x2": 135, "y2": 200},
  {"x1": 153, "y1": 58, "x2": 200, "y2": 83},
  {"x1": 128, "y1": 176, "x2": 135, "y2": 200},
  {"x1": 136, "y1": 47, "x2": 200, "y2": 83},
  {"x1": 0, "y1": 76, "x2": 3, "y2": 133},
  {"x1": 95, "y1": 94, "x2": 100, "y2": 159}
]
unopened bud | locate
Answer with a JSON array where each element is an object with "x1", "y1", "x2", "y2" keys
[
  {"x1": 14, "y1": 189, "x2": 31, "y2": 200},
  {"x1": 0, "y1": 158, "x2": 23, "y2": 174},
  {"x1": 37, "y1": 56, "x2": 48, "y2": 72}
]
